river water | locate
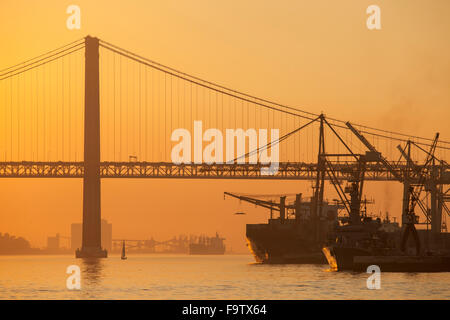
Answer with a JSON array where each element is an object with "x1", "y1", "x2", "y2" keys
[{"x1": 0, "y1": 254, "x2": 449, "y2": 299}]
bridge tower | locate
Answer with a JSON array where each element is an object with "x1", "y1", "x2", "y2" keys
[{"x1": 75, "y1": 36, "x2": 107, "y2": 258}]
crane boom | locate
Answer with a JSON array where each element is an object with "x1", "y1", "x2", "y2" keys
[
  {"x1": 224, "y1": 192, "x2": 304, "y2": 223},
  {"x1": 346, "y1": 122, "x2": 403, "y2": 182},
  {"x1": 224, "y1": 192, "x2": 281, "y2": 211}
]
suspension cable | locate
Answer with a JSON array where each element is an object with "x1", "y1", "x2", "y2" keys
[
  {"x1": 0, "y1": 45, "x2": 85, "y2": 81},
  {"x1": 98, "y1": 38, "x2": 450, "y2": 147},
  {"x1": 98, "y1": 41, "x2": 450, "y2": 151},
  {"x1": 0, "y1": 38, "x2": 84, "y2": 73}
]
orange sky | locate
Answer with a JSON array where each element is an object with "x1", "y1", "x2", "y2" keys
[{"x1": 0, "y1": 1, "x2": 449, "y2": 251}]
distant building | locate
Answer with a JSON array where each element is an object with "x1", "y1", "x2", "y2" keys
[
  {"x1": 71, "y1": 219, "x2": 112, "y2": 252},
  {"x1": 0, "y1": 233, "x2": 34, "y2": 254},
  {"x1": 47, "y1": 233, "x2": 60, "y2": 250},
  {"x1": 101, "y1": 219, "x2": 112, "y2": 252},
  {"x1": 71, "y1": 224, "x2": 82, "y2": 251}
]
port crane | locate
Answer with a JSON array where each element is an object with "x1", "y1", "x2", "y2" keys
[
  {"x1": 397, "y1": 135, "x2": 442, "y2": 253},
  {"x1": 309, "y1": 116, "x2": 379, "y2": 227},
  {"x1": 346, "y1": 122, "x2": 443, "y2": 255}
]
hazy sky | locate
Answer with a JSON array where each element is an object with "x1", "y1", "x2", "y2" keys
[{"x1": 0, "y1": 1, "x2": 449, "y2": 251}]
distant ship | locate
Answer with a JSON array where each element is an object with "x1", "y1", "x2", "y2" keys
[{"x1": 188, "y1": 233, "x2": 226, "y2": 255}]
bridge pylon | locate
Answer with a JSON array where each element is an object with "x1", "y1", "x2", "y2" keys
[{"x1": 75, "y1": 36, "x2": 107, "y2": 258}]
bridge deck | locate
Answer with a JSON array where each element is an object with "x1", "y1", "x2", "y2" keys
[{"x1": 0, "y1": 161, "x2": 449, "y2": 182}]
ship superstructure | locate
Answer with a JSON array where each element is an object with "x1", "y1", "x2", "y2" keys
[{"x1": 225, "y1": 192, "x2": 343, "y2": 263}]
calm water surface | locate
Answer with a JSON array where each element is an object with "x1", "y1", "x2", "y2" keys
[{"x1": 0, "y1": 254, "x2": 449, "y2": 299}]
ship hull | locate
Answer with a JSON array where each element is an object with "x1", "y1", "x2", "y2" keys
[
  {"x1": 353, "y1": 255, "x2": 450, "y2": 272},
  {"x1": 246, "y1": 222, "x2": 328, "y2": 264},
  {"x1": 322, "y1": 246, "x2": 370, "y2": 271},
  {"x1": 247, "y1": 237, "x2": 325, "y2": 264},
  {"x1": 323, "y1": 246, "x2": 450, "y2": 272}
]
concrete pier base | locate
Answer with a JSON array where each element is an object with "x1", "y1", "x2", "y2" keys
[{"x1": 75, "y1": 247, "x2": 108, "y2": 258}]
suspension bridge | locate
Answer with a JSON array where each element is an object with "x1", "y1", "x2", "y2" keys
[{"x1": 1, "y1": 36, "x2": 449, "y2": 257}]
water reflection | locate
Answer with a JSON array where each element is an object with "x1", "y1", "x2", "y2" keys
[
  {"x1": 1, "y1": 255, "x2": 449, "y2": 299},
  {"x1": 81, "y1": 258, "x2": 104, "y2": 286}
]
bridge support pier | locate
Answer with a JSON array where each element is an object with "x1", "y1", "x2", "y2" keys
[{"x1": 76, "y1": 36, "x2": 107, "y2": 258}]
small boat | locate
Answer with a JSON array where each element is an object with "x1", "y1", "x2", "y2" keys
[{"x1": 121, "y1": 240, "x2": 127, "y2": 260}]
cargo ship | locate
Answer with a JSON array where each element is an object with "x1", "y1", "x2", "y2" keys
[
  {"x1": 322, "y1": 209, "x2": 403, "y2": 271},
  {"x1": 323, "y1": 215, "x2": 450, "y2": 272},
  {"x1": 322, "y1": 125, "x2": 450, "y2": 272},
  {"x1": 225, "y1": 192, "x2": 344, "y2": 264},
  {"x1": 323, "y1": 213, "x2": 450, "y2": 272},
  {"x1": 188, "y1": 233, "x2": 226, "y2": 255}
]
